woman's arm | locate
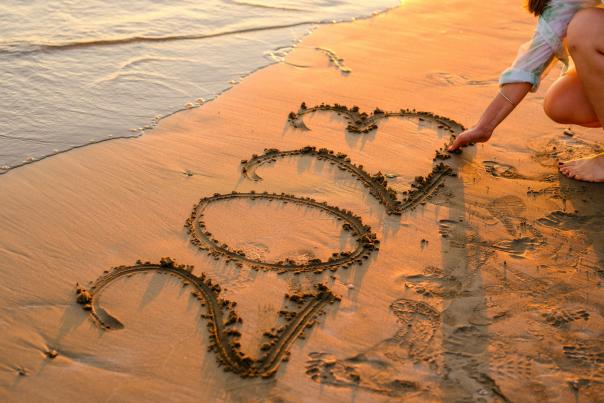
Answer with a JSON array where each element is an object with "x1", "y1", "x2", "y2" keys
[{"x1": 448, "y1": 0, "x2": 589, "y2": 151}]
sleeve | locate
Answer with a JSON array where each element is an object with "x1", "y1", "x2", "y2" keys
[{"x1": 499, "y1": 0, "x2": 589, "y2": 92}]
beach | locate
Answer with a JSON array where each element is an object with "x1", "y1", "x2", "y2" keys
[{"x1": 1, "y1": 0, "x2": 603, "y2": 401}]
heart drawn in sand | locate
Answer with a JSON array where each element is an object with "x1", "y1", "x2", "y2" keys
[{"x1": 76, "y1": 103, "x2": 466, "y2": 379}]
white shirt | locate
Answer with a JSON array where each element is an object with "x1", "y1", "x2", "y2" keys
[{"x1": 500, "y1": 0, "x2": 602, "y2": 91}]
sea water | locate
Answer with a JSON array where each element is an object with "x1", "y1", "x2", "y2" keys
[{"x1": 0, "y1": 0, "x2": 399, "y2": 173}]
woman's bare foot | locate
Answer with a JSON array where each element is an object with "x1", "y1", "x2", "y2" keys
[
  {"x1": 448, "y1": 126, "x2": 493, "y2": 151},
  {"x1": 558, "y1": 153, "x2": 604, "y2": 182}
]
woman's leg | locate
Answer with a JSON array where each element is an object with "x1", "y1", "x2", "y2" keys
[
  {"x1": 558, "y1": 7, "x2": 604, "y2": 182},
  {"x1": 544, "y1": 69, "x2": 600, "y2": 128}
]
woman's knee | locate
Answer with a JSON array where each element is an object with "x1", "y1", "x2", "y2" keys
[
  {"x1": 543, "y1": 73, "x2": 572, "y2": 123},
  {"x1": 543, "y1": 96, "x2": 597, "y2": 126},
  {"x1": 567, "y1": 8, "x2": 604, "y2": 55},
  {"x1": 543, "y1": 92, "x2": 568, "y2": 123},
  {"x1": 543, "y1": 71, "x2": 597, "y2": 125}
]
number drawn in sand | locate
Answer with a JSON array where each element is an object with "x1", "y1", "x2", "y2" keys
[
  {"x1": 241, "y1": 146, "x2": 455, "y2": 215},
  {"x1": 185, "y1": 192, "x2": 379, "y2": 273},
  {"x1": 287, "y1": 102, "x2": 466, "y2": 138},
  {"x1": 77, "y1": 103, "x2": 470, "y2": 381},
  {"x1": 76, "y1": 258, "x2": 340, "y2": 378}
]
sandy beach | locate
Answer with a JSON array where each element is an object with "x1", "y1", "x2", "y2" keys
[{"x1": 1, "y1": 0, "x2": 603, "y2": 401}]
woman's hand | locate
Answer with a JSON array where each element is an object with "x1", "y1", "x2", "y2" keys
[
  {"x1": 447, "y1": 83, "x2": 531, "y2": 152},
  {"x1": 448, "y1": 125, "x2": 493, "y2": 151}
]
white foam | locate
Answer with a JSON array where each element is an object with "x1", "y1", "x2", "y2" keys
[{"x1": 0, "y1": 0, "x2": 399, "y2": 173}]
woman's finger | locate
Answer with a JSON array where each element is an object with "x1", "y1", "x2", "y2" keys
[{"x1": 448, "y1": 132, "x2": 467, "y2": 151}]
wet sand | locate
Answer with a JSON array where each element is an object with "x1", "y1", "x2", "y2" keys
[{"x1": 1, "y1": 0, "x2": 603, "y2": 402}]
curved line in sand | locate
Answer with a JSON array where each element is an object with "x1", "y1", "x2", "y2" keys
[
  {"x1": 241, "y1": 146, "x2": 455, "y2": 215},
  {"x1": 185, "y1": 192, "x2": 380, "y2": 274},
  {"x1": 314, "y1": 47, "x2": 352, "y2": 74},
  {"x1": 288, "y1": 103, "x2": 466, "y2": 135},
  {"x1": 77, "y1": 259, "x2": 340, "y2": 378}
]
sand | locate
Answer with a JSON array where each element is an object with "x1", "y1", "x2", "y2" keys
[{"x1": 1, "y1": 0, "x2": 603, "y2": 401}]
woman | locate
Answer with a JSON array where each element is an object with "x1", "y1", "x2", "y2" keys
[{"x1": 449, "y1": 0, "x2": 604, "y2": 182}]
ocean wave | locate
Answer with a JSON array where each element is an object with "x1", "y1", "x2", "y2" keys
[
  {"x1": 0, "y1": 22, "x2": 316, "y2": 55},
  {"x1": 228, "y1": 0, "x2": 306, "y2": 12},
  {"x1": 0, "y1": 0, "x2": 401, "y2": 175}
]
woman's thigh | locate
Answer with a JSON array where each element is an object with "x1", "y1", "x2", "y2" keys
[{"x1": 543, "y1": 68, "x2": 601, "y2": 128}]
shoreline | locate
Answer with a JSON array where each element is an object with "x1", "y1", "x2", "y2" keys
[
  {"x1": 1, "y1": 1, "x2": 603, "y2": 402},
  {"x1": 0, "y1": 2, "x2": 401, "y2": 177}
]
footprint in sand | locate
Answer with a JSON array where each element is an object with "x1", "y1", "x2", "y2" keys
[
  {"x1": 402, "y1": 265, "x2": 465, "y2": 299},
  {"x1": 425, "y1": 72, "x2": 497, "y2": 87},
  {"x1": 486, "y1": 195, "x2": 527, "y2": 234},
  {"x1": 537, "y1": 210, "x2": 602, "y2": 230},
  {"x1": 305, "y1": 298, "x2": 442, "y2": 398},
  {"x1": 482, "y1": 160, "x2": 557, "y2": 182},
  {"x1": 562, "y1": 341, "x2": 604, "y2": 381},
  {"x1": 531, "y1": 137, "x2": 604, "y2": 168},
  {"x1": 542, "y1": 307, "x2": 590, "y2": 327},
  {"x1": 467, "y1": 195, "x2": 547, "y2": 256}
]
